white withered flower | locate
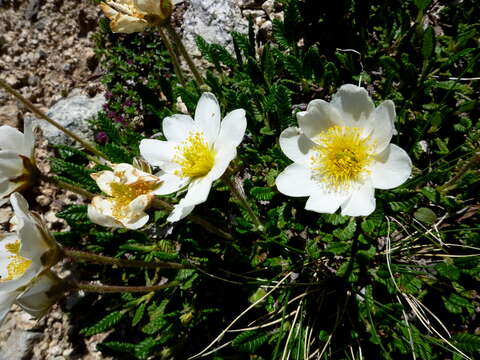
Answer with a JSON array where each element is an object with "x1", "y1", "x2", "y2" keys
[
  {"x1": 276, "y1": 84, "x2": 412, "y2": 217},
  {"x1": 0, "y1": 122, "x2": 36, "y2": 206},
  {"x1": 140, "y1": 93, "x2": 247, "y2": 222},
  {"x1": 88, "y1": 163, "x2": 163, "y2": 229},
  {"x1": 0, "y1": 193, "x2": 62, "y2": 323},
  {"x1": 100, "y1": 0, "x2": 173, "y2": 33}
]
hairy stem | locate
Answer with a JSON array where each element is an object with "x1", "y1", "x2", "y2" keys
[
  {"x1": 157, "y1": 26, "x2": 186, "y2": 86},
  {"x1": 163, "y1": 22, "x2": 206, "y2": 87},
  {"x1": 437, "y1": 151, "x2": 480, "y2": 193},
  {"x1": 151, "y1": 198, "x2": 234, "y2": 241},
  {"x1": 222, "y1": 170, "x2": 264, "y2": 231},
  {"x1": 75, "y1": 280, "x2": 180, "y2": 293},
  {"x1": 38, "y1": 172, "x2": 95, "y2": 199},
  {"x1": 0, "y1": 78, "x2": 108, "y2": 160},
  {"x1": 64, "y1": 248, "x2": 188, "y2": 269}
]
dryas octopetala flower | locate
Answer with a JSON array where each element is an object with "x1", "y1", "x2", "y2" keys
[
  {"x1": 0, "y1": 193, "x2": 62, "y2": 324},
  {"x1": 100, "y1": 0, "x2": 173, "y2": 33},
  {"x1": 0, "y1": 121, "x2": 36, "y2": 206},
  {"x1": 140, "y1": 92, "x2": 247, "y2": 222},
  {"x1": 88, "y1": 163, "x2": 163, "y2": 229},
  {"x1": 276, "y1": 84, "x2": 412, "y2": 217}
]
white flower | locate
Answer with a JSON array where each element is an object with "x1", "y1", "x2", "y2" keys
[
  {"x1": 88, "y1": 163, "x2": 163, "y2": 229},
  {"x1": 275, "y1": 84, "x2": 412, "y2": 217},
  {"x1": 140, "y1": 92, "x2": 247, "y2": 222},
  {"x1": 0, "y1": 193, "x2": 61, "y2": 324},
  {"x1": 100, "y1": 0, "x2": 173, "y2": 34},
  {"x1": 0, "y1": 121, "x2": 36, "y2": 206}
]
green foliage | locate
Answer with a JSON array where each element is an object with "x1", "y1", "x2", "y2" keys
[{"x1": 59, "y1": 1, "x2": 480, "y2": 359}]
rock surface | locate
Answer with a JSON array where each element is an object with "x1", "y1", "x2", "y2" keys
[
  {"x1": 31, "y1": 89, "x2": 105, "y2": 145},
  {"x1": 181, "y1": 0, "x2": 248, "y2": 55}
]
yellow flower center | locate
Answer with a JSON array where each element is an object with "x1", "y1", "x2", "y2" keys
[
  {"x1": 173, "y1": 132, "x2": 215, "y2": 178},
  {"x1": 1, "y1": 240, "x2": 32, "y2": 282},
  {"x1": 110, "y1": 179, "x2": 156, "y2": 218},
  {"x1": 310, "y1": 126, "x2": 375, "y2": 191}
]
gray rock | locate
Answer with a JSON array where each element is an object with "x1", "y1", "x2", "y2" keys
[
  {"x1": 0, "y1": 330, "x2": 43, "y2": 360},
  {"x1": 31, "y1": 89, "x2": 105, "y2": 146},
  {"x1": 182, "y1": 0, "x2": 247, "y2": 56}
]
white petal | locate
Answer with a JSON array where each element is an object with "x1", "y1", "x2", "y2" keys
[
  {"x1": 123, "y1": 214, "x2": 149, "y2": 229},
  {"x1": 152, "y1": 172, "x2": 190, "y2": 195},
  {"x1": 0, "y1": 234, "x2": 20, "y2": 279},
  {"x1": 0, "y1": 151, "x2": 23, "y2": 179},
  {"x1": 167, "y1": 202, "x2": 195, "y2": 222},
  {"x1": 305, "y1": 190, "x2": 349, "y2": 214},
  {"x1": 365, "y1": 100, "x2": 395, "y2": 154},
  {"x1": 275, "y1": 163, "x2": 317, "y2": 197},
  {"x1": 16, "y1": 271, "x2": 64, "y2": 319},
  {"x1": 139, "y1": 139, "x2": 178, "y2": 166},
  {"x1": 208, "y1": 146, "x2": 236, "y2": 181},
  {"x1": 371, "y1": 144, "x2": 412, "y2": 189},
  {"x1": 297, "y1": 100, "x2": 343, "y2": 140},
  {"x1": 214, "y1": 109, "x2": 247, "y2": 150},
  {"x1": 279, "y1": 127, "x2": 315, "y2": 165},
  {"x1": 162, "y1": 114, "x2": 197, "y2": 142},
  {"x1": 330, "y1": 84, "x2": 374, "y2": 127},
  {"x1": 100, "y1": 2, "x2": 118, "y2": 19},
  {"x1": 194, "y1": 93, "x2": 221, "y2": 144},
  {"x1": 0, "y1": 290, "x2": 19, "y2": 325},
  {"x1": 87, "y1": 197, "x2": 122, "y2": 228},
  {"x1": 121, "y1": 194, "x2": 152, "y2": 229},
  {"x1": 340, "y1": 181, "x2": 376, "y2": 216},
  {"x1": 10, "y1": 193, "x2": 50, "y2": 261},
  {"x1": 110, "y1": 14, "x2": 148, "y2": 33},
  {"x1": 180, "y1": 178, "x2": 213, "y2": 207},
  {"x1": 0, "y1": 126, "x2": 24, "y2": 153},
  {"x1": 91, "y1": 170, "x2": 117, "y2": 195},
  {"x1": 22, "y1": 119, "x2": 35, "y2": 158},
  {"x1": 134, "y1": 0, "x2": 160, "y2": 14}
]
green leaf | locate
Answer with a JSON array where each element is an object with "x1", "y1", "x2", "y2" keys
[
  {"x1": 414, "y1": 0, "x2": 431, "y2": 10},
  {"x1": 80, "y1": 311, "x2": 125, "y2": 336},
  {"x1": 413, "y1": 207, "x2": 437, "y2": 225},
  {"x1": 435, "y1": 262, "x2": 461, "y2": 281},
  {"x1": 333, "y1": 220, "x2": 357, "y2": 241},
  {"x1": 422, "y1": 26, "x2": 435, "y2": 60},
  {"x1": 132, "y1": 303, "x2": 146, "y2": 327},
  {"x1": 57, "y1": 205, "x2": 90, "y2": 224},
  {"x1": 250, "y1": 187, "x2": 276, "y2": 201},
  {"x1": 232, "y1": 330, "x2": 269, "y2": 353},
  {"x1": 452, "y1": 333, "x2": 480, "y2": 354}
]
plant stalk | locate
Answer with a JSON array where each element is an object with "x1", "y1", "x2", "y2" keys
[
  {"x1": 151, "y1": 198, "x2": 233, "y2": 241},
  {"x1": 163, "y1": 22, "x2": 206, "y2": 87},
  {"x1": 38, "y1": 172, "x2": 95, "y2": 199},
  {"x1": 222, "y1": 170, "x2": 264, "y2": 231},
  {"x1": 157, "y1": 26, "x2": 186, "y2": 86},
  {"x1": 0, "y1": 78, "x2": 108, "y2": 160},
  {"x1": 437, "y1": 151, "x2": 480, "y2": 193},
  {"x1": 64, "y1": 248, "x2": 189, "y2": 270},
  {"x1": 75, "y1": 280, "x2": 179, "y2": 293}
]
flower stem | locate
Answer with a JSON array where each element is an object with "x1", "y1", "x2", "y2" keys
[
  {"x1": 38, "y1": 172, "x2": 95, "y2": 200},
  {"x1": 63, "y1": 248, "x2": 189, "y2": 270},
  {"x1": 0, "y1": 78, "x2": 108, "y2": 160},
  {"x1": 75, "y1": 280, "x2": 179, "y2": 293},
  {"x1": 151, "y1": 198, "x2": 233, "y2": 241},
  {"x1": 157, "y1": 26, "x2": 186, "y2": 86},
  {"x1": 222, "y1": 170, "x2": 264, "y2": 231},
  {"x1": 437, "y1": 151, "x2": 480, "y2": 193},
  {"x1": 163, "y1": 22, "x2": 206, "y2": 87}
]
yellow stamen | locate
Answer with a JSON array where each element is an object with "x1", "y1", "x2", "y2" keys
[
  {"x1": 110, "y1": 179, "x2": 156, "y2": 218},
  {"x1": 311, "y1": 126, "x2": 375, "y2": 191},
  {"x1": 173, "y1": 132, "x2": 215, "y2": 178},
  {"x1": 1, "y1": 240, "x2": 32, "y2": 282}
]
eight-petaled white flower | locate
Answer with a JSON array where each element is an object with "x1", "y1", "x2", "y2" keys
[
  {"x1": 0, "y1": 121, "x2": 36, "y2": 206},
  {"x1": 140, "y1": 93, "x2": 247, "y2": 222},
  {"x1": 88, "y1": 163, "x2": 163, "y2": 229},
  {"x1": 276, "y1": 84, "x2": 412, "y2": 217},
  {"x1": 100, "y1": 0, "x2": 173, "y2": 34},
  {"x1": 0, "y1": 193, "x2": 62, "y2": 324}
]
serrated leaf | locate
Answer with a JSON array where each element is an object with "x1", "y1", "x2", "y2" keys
[
  {"x1": 232, "y1": 330, "x2": 269, "y2": 353},
  {"x1": 452, "y1": 333, "x2": 480, "y2": 353},
  {"x1": 333, "y1": 220, "x2": 357, "y2": 241},
  {"x1": 132, "y1": 303, "x2": 146, "y2": 327},
  {"x1": 80, "y1": 311, "x2": 125, "y2": 336},
  {"x1": 422, "y1": 26, "x2": 435, "y2": 60}
]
